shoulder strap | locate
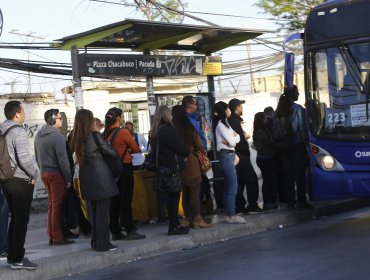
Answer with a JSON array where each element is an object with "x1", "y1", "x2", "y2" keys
[
  {"x1": 111, "y1": 128, "x2": 129, "y2": 162},
  {"x1": 155, "y1": 136, "x2": 159, "y2": 168},
  {"x1": 110, "y1": 128, "x2": 121, "y2": 145},
  {"x1": 134, "y1": 133, "x2": 139, "y2": 146},
  {"x1": 13, "y1": 145, "x2": 33, "y2": 179},
  {"x1": 147, "y1": 139, "x2": 151, "y2": 151},
  {"x1": 96, "y1": 130, "x2": 128, "y2": 163},
  {"x1": 3, "y1": 124, "x2": 22, "y2": 137},
  {"x1": 5, "y1": 125, "x2": 33, "y2": 179},
  {"x1": 92, "y1": 132, "x2": 101, "y2": 148},
  {"x1": 120, "y1": 146, "x2": 129, "y2": 162}
]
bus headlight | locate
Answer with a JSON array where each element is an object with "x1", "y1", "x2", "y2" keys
[
  {"x1": 309, "y1": 143, "x2": 344, "y2": 172},
  {"x1": 321, "y1": 155, "x2": 335, "y2": 170}
]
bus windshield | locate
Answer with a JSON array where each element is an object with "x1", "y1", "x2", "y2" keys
[{"x1": 307, "y1": 41, "x2": 370, "y2": 141}]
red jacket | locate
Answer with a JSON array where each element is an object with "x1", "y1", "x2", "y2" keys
[{"x1": 106, "y1": 126, "x2": 139, "y2": 164}]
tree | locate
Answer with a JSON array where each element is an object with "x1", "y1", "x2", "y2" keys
[
  {"x1": 255, "y1": 0, "x2": 325, "y2": 34},
  {"x1": 122, "y1": 0, "x2": 187, "y2": 23}
]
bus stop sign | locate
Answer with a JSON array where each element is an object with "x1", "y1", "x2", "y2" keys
[{"x1": 78, "y1": 54, "x2": 206, "y2": 77}]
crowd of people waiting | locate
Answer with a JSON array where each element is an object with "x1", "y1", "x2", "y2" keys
[{"x1": 0, "y1": 85, "x2": 310, "y2": 270}]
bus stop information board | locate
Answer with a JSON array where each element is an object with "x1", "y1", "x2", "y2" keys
[{"x1": 77, "y1": 54, "x2": 222, "y2": 77}]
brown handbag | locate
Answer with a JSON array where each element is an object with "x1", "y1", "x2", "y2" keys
[{"x1": 196, "y1": 150, "x2": 212, "y2": 174}]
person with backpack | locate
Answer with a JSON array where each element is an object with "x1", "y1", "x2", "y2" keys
[
  {"x1": 274, "y1": 85, "x2": 309, "y2": 210},
  {"x1": 0, "y1": 100, "x2": 38, "y2": 270},
  {"x1": 103, "y1": 107, "x2": 145, "y2": 241},
  {"x1": 124, "y1": 120, "x2": 148, "y2": 171},
  {"x1": 69, "y1": 109, "x2": 119, "y2": 252},
  {"x1": 34, "y1": 109, "x2": 74, "y2": 246},
  {"x1": 252, "y1": 112, "x2": 278, "y2": 210},
  {"x1": 264, "y1": 106, "x2": 286, "y2": 205},
  {"x1": 0, "y1": 189, "x2": 8, "y2": 261}
]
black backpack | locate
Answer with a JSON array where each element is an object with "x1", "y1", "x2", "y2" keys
[
  {"x1": 271, "y1": 116, "x2": 296, "y2": 150},
  {"x1": 0, "y1": 125, "x2": 21, "y2": 182}
]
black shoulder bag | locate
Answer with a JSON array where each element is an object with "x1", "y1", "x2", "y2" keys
[
  {"x1": 92, "y1": 132, "x2": 128, "y2": 179},
  {"x1": 142, "y1": 139, "x2": 156, "y2": 172},
  {"x1": 155, "y1": 134, "x2": 182, "y2": 193}
]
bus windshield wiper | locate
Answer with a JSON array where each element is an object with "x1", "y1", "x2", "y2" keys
[
  {"x1": 339, "y1": 43, "x2": 364, "y2": 92},
  {"x1": 339, "y1": 43, "x2": 370, "y2": 120}
]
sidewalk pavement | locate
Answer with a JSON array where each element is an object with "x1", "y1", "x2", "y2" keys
[{"x1": 1, "y1": 198, "x2": 370, "y2": 280}]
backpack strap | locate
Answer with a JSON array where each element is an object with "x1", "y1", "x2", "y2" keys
[
  {"x1": 3, "y1": 124, "x2": 22, "y2": 137},
  {"x1": 4, "y1": 124, "x2": 33, "y2": 179},
  {"x1": 109, "y1": 128, "x2": 121, "y2": 145},
  {"x1": 92, "y1": 132, "x2": 101, "y2": 149},
  {"x1": 102, "y1": 129, "x2": 129, "y2": 163}
]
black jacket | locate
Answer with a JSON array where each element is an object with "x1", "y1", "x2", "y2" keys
[
  {"x1": 152, "y1": 124, "x2": 188, "y2": 171},
  {"x1": 254, "y1": 128, "x2": 275, "y2": 157},
  {"x1": 79, "y1": 132, "x2": 119, "y2": 201},
  {"x1": 228, "y1": 113, "x2": 250, "y2": 158}
]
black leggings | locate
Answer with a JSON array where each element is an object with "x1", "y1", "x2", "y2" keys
[
  {"x1": 109, "y1": 164, "x2": 135, "y2": 234},
  {"x1": 161, "y1": 192, "x2": 181, "y2": 230}
]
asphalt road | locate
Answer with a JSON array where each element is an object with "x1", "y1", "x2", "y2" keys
[{"x1": 61, "y1": 207, "x2": 370, "y2": 280}]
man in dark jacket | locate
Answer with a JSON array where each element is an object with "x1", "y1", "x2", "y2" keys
[
  {"x1": 228, "y1": 99, "x2": 262, "y2": 214},
  {"x1": 34, "y1": 109, "x2": 73, "y2": 246}
]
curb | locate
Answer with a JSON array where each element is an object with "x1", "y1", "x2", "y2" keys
[{"x1": 0, "y1": 198, "x2": 368, "y2": 280}]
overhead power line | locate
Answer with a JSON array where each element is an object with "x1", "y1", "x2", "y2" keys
[{"x1": 88, "y1": 0, "x2": 289, "y2": 22}]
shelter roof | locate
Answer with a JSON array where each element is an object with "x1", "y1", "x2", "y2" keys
[{"x1": 53, "y1": 19, "x2": 269, "y2": 53}]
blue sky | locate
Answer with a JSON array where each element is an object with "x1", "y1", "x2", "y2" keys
[{"x1": 0, "y1": 0, "x2": 278, "y2": 93}]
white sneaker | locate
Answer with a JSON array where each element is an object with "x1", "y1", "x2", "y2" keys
[{"x1": 226, "y1": 215, "x2": 247, "y2": 224}]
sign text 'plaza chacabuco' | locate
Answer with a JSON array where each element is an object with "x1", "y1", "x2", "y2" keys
[{"x1": 77, "y1": 54, "x2": 222, "y2": 77}]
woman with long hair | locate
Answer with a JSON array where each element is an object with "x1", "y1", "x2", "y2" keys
[
  {"x1": 69, "y1": 109, "x2": 119, "y2": 251},
  {"x1": 253, "y1": 112, "x2": 277, "y2": 210},
  {"x1": 214, "y1": 101, "x2": 246, "y2": 224},
  {"x1": 171, "y1": 105, "x2": 212, "y2": 229},
  {"x1": 103, "y1": 107, "x2": 144, "y2": 241},
  {"x1": 151, "y1": 106, "x2": 189, "y2": 235}
]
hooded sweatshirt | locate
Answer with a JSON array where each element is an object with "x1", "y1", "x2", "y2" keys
[
  {"x1": 0, "y1": 120, "x2": 38, "y2": 180},
  {"x1": 34, "y1": 125, "x2": 71, "y2": 184}
]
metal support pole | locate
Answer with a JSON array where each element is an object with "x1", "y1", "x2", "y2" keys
[
  {"x1": 208, "y1": 74, "x2": 217, "y2": 160},
  {"x1": 144, "y1": 49, "x2": 156, "y2": 125},
  {"x1": 146, "y1": 75, "x2": 155, "y2": 124},
  {"x1": 71, "y1": 46, "x2": 84, "y2": 111}
]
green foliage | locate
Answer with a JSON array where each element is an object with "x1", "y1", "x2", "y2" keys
[
  {"x1": 129, "y1": 0, "x2": 187, "y2": 23},
  {"x1": 255, "y1": 0, "x2": 325, "y2": 34},
  {"x1": 151, "y1": 0, "x2": 186, "y2": 23}
]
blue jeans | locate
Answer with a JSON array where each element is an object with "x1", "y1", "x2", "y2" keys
[
  {"x1": 0, "y1": 188, "x2": 9, "y2": 254},
  {"x1": 219, "y1": 151, "x2": 238, "y2": 216}
]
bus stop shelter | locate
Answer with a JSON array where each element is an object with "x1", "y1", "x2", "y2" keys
[
  {"x1": 53, "y1": 19, "x2": 269, "y2": 220},
  {"x1": 53, "y1": 18, "x2": 269, "y2": 113}
]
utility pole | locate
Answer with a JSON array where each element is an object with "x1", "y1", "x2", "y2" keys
[
  {"x1": 9, "y1": 29, "x2": 46, "y2": 93},
  {"x1": 246, "y1": 43, "x2": 255, "y2": 94}
]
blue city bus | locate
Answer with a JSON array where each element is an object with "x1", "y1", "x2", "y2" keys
[{"x1": 284, "y1": 0, "x2": 370, "y2": 199}]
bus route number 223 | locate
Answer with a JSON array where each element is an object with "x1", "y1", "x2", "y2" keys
[{"x1": 327, "y1": 112, "x2": 345, "y2": 123}]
